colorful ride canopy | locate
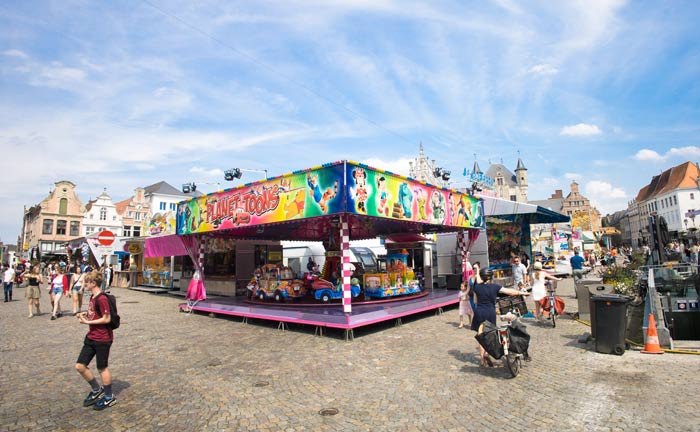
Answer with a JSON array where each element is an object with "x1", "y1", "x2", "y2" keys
[{"x1": 176, "y1": 161, "x2": 484, "y2": 239}]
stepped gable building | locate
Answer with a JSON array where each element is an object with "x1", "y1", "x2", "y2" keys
[
  {"x1": 83, "y1": 189, "x2": 122, "y2": 237},
  {"x1": 21, "y1": 180, "x2": 84, "y2": 260},
  {"x1": 632, "y1": 161, "x2": 700, "y2": 245},
  {"x1": 115, "y1": 187, "x2": 151, "y2": 238},
  {"x1": 408, "y1": 143, "x2": 451, "y2": 188}
]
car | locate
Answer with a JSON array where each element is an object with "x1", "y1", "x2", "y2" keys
[
  {"x1": 313, "y1": 277, "x2": 362, "y2": 303},
  {"x1": 552, "y1": 257, "x2": 591, "y2": 278},
  {"x1": 247, "y1": 265, "x2": 307, "y2": 302}
]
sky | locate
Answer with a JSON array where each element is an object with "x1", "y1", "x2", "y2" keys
[{"x1": 1, "y1": 0, "x2": 699, "y2": 244}]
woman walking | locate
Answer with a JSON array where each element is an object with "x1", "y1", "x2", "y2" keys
[
  {"x1": 24, "y1": 266, "x2": 43, "y2": 317},
  {"x1": 530, "y1": 261, "x2": 561, "y2": 321},
  {"x1": 71, "y1": 266, "x2": 86, "y2": 315},
  {"x1": 50, "y1": 266, "x2": 69, "y2": 320}
]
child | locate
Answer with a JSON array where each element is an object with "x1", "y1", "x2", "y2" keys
[{"x1": 458, "y1": 282, "x2": 473, "y2": 328}]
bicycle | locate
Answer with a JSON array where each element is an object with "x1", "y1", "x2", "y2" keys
[
  {"x1": 544, "y1": 280, "x2": 559, "y2": 328},
  {"x1": 497, "y1": 308, "x2": 529, "y2": 378}
]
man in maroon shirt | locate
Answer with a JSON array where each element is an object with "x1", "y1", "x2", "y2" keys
[{"x1": 74, "y1": 271, "x2": 116, "y2": 410}]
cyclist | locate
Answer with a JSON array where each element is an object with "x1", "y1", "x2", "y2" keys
[{"x1": 472, "y1": 268, "x2": 528, "y2": 367}]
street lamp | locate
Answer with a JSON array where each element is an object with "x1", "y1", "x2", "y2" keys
[{"x1": 224, "y1": 167, "x2": 268, "y2": 182}]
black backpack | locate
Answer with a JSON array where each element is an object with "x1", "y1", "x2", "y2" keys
[{"x1": 96, "y1": 293, "x2": 121, "y2": 330}]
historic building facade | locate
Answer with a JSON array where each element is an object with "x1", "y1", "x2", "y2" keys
[
  {"x1": 21, "y1": 180, "x2": 84, "y2": 259},
  {"x1": 82, "y1": 189, "x2": 123, "y2": 236}
]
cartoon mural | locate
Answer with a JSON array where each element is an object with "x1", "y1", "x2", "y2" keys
[{"x1": 177, "y1": 161, "x2": 484, "y2": 235}]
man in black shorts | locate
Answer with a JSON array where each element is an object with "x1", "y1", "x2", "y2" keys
[{"x1": 74, "y1": 271, "x2": 116, "y2": 410}]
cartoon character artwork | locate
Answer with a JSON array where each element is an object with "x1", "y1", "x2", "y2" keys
[
  {"x1": 398, "y1": 183, "x2": 413, "y2": 218},
  {"x1": 430, "y1": 190, "x2": 446, "y2": 224},
  {"x1": 414, "y1": 189, "x2": 427, "y2": 221},
  {"x1": 307, "y1": 172, "x2": 339, "y2": 213},
  {"x1": 284, "y1": 190, "x2": 306, "y2": 218},
  {"x1": 376, "y1": 176, "x2": 390, "y2": 216},
  {"x1": 449, "y1": 193, "x2": 468, "y2": 226},
  {"x1": 351, "y1": 168, "x2": 369, "y2": 214}
]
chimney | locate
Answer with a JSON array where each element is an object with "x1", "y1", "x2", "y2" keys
[{"x1": 550, "y1": 189, "x2": 563, "y2": 199}]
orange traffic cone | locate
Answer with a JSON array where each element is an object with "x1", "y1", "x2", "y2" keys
[{"x1": 641, "y1": 313, "x2": 664, "y2": 354}]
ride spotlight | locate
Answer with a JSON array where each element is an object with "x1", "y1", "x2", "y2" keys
[
  {"x1": 224, "y1": 168, "x2": 243, "y2": 181},
  {"x1": 182, "y1": 182, "x2": 197, "y2": 193}
]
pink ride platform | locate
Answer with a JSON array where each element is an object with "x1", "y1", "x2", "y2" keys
[{"x1": 179, "y1": 289, "x2": 458, "y2": 339}]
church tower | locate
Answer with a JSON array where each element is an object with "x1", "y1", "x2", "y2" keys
[{"x1": 515, "y1": 157, "x2": 528, "y2": 201}]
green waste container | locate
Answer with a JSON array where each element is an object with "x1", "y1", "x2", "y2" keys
[{"x1": 591, "y1": 294, "x2": 629, "y2": 355}]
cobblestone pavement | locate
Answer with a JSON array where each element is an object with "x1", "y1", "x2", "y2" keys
[{"x1": 1, "y1": 279, "x2": 698, "y2": 432}]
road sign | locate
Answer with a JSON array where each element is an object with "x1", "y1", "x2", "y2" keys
[{"x1": 97, "y1": 230, "x2": 115, "y2": 246}]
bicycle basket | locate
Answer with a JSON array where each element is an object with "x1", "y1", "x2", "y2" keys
[
  {"x1": 497, "y1": 296, "x2": 528, "y2": 316},
  {"x1": 474, "y1": 321, "x2": 504, "y2": 359}
]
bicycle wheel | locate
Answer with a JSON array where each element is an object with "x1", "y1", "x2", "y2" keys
[
  {"x1": 550, "y1": 297, "x2": 556, "y2": 328},
  {"x1": 505, "y1": 352, "x2": 521, "y2": 377}
]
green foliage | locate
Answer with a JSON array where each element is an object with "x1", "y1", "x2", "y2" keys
[{"x1": 602, "y1": 265, "x2": 639, "y2": 296}]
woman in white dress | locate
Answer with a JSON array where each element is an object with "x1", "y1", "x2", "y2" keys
[{"x1": 531, "y1": 261, "x2": 561, "y2": 321}]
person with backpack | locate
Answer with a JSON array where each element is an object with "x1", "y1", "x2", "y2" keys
[{"x1": 75, "y1": 271, "x2": 118, "y2": 410}]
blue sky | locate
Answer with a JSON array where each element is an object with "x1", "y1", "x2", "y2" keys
[{"x1": 1, "y1": 0, "x2": 699, "y2": 244}]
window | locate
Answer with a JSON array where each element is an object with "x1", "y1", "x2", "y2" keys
[
  {"x1": 674, "y1": 196, "x2": 678, "y2": 205},
  {"x1": 59, "y1": 198, "x2": 68, "y2": 215},
  {"x1": 510, "y1": 195, "x2": 517, "y2": 201},
  {"x1": 160, "y1": 202, "x2": 166, "y2": 211},
  {"x1": 99, "y1": 208, "x2": 107, "y2": 221},
  {"x1": 169, "y1": 203, "x2": 176, "y2": 211},
  {"x1": 496, "y1": 176, "x2": 503, "y2": 186},
  {"x1": 133, "y1": 226, "x2": 141, "y2": 237},
  {"x1": 124, "y1": 226, "x2": 132, "y2": 237},
  {"x1": 42, "y1": 219, "x2": 54, "y2": 234},
  {"x1": 86, "y1": 226, "x2": 95, "y2": 235},
  {"x1": 70, "y1": 221, "x2": 80, "y2": 236},
  {"x1": 40, "y1": 242, "x2": 52, "y2": 252},
  {"x1": 89, "y1": 214, "x2": 94, "y2": 219},
  {"x1": 692, "y1": 193, "x2": 695, "y2": 200},
  {"x1": 56, "y1": 220, "x2": 67, "y2": 235},
  {"x1": 135, "y1": 212, "x2": 142, "y2": 221},
  {"x1": 128, "y1": 211, "x2": 134, "y2": 218}
]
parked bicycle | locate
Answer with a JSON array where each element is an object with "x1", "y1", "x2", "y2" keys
[
  {"x1": 544, "y1": 280, "x2": 559, "y2": 328},
  {"x1": 498, "y1": 309, "x2": 525, "y2": 377},
  {"x1": 476, "y1": 304, "x2": 531, "y2": 378}
]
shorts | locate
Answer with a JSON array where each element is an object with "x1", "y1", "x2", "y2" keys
[
  {"x1": 26, "y1": 285, "x2": 41, "y2": 299},
  {"x1": 51, "y1": 287, "x2": 63, "y2": 296},
  {"x1": 77, "y1": 337, "x2": 112, "y2": 370},
  {"x1": 72, "y1": 285, "x2": 82, "y2": 293}
]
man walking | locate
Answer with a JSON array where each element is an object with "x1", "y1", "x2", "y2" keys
[
  {"x1": 512, "y1": 256, "x2": 529, "y2": 288},
  {"x1": 570, "y1": 249, "x2": 586, "y2": 282},
  {"x1": 3, "y1": 264, "x2": 15, "y2": 302},
  {"x1": 75, "y1": 271, "x2": 117, "y2": 410}
]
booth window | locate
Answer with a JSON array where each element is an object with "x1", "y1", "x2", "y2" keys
[
  {"x1": 59, "y1": 198, "x2": 68, "y2": 215},
  {"x1": 42, "y1": 219, "x2": 54, "y2": 235},
  {"x1": 56, "y1": 220, "x2": 67, "y2": 235},
  {"x1": 203, "y1": 249, "x2": 236, "y2": 276},
  {"x1": 70, "y1": 221, "x2": 80, "y2": 236}
]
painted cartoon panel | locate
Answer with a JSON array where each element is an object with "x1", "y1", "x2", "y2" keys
[
  {"x1": 346, "y1": 161, "x2": 483, "y2": 229},
  {"x1": 177, "y1": 163, "x2": 345, "y2": 235}
]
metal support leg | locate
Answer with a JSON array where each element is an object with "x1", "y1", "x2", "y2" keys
[
  {"x1": 314, "y1": 326, "x2": 324, "y2": 337},
  {"x1": 344, "y1": 329, "x2": 354, "y2": 341},
  {"x1": 242, "y1": 316, "x2": 248, "y2": 325},
  {"x1": 278, "y1": 321, "x2": 288, "y2": 331},
  {"x1": 395, "y1": 318, "x2": 402, "y2": 327},
  {"x1": 435, "y1": 307, "x2": 443, "y2": 316}
]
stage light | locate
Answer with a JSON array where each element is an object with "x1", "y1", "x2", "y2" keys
[
  {"x1": 182, "y1": 182, "x2": 196, "y2": 193},
  {"x1": 224, "y1": 168, "x2": 243, "y2": 181}
]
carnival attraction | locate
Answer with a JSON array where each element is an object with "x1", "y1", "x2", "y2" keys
[{"x1": 175, "y1": 160, "x2": 484, "y2": 336}]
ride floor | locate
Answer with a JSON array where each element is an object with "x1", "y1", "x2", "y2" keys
[{"x1": 179, "y1": 289, "x2": 458, "y2": 338}]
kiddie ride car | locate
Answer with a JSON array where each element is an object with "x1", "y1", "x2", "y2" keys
[
  {"x1": 309, "y1": 275, "x2": 362, "y2": 303},
  {"x1": 247, "y1": 264, "x2": 307, "y2": 302},
  {"x1": 362, "y1": 273, "x2": 422, "y2": 299}
]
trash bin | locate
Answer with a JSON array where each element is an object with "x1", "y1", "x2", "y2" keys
[
  {"x1": 585, "y1": 283, "x2": 614, "y2": 338},
  {"x1": 591, "y1": 294, "x2": 629, "y2": 355}
]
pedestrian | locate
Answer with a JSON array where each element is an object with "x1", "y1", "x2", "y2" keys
[
  {"x1": 530, "y1": 261, "x2": 561, "y2": 321},
  {"x1": 24, "y1": 266, "x2": 43, "y2": 317},
  {"x1": 3, "y1": 264, "x2": 15, "y2": 302},
  {"x1": 520, "y1": 252, "x2": 530, "y2": 270},
  {"x1": 50, "y1": 266, "x2": 69, "y2": 320},
  {"x1": 692, "y1": 243, "x2": 699, "y2": 266},
  {"x1": 71, "y1": 266, "x2": 86, "y2": 315},
  {"x1": 511, "y1": 255, "x2": 529, "y2": 288},
  {"x1": 469, "y1": 262, "x2": 481, "y2": 313},
  {"x1": 570, "y1": 250, "x2": 586, "y2": 282},
  {"x1": 457, "y1": 281, "x2": 473, "y2": 328},
  {"x1": 75, "y1": 271, "x2": 117, "y2": 410},
  {"x1": 472, "y1": 268, "x2": 529, "y2": 367}
]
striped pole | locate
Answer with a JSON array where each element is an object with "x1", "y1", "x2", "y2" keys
[
  {"x1": 340, "y1": 216, "x2": 352, "y2": 313},
  {"x1": 457, "y1": 230, "x2": 468, "y2": 278}
]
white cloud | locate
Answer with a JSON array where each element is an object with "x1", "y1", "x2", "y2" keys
[
  {"x1": 634, "y1": 146, "x2": 700, "y2": 162},
  {"x1": 633, "y1": 149, "x2": 663, "y2": 161},
  {"x1": 529, "y1": 63, "x2": 559, "y2": 76},
  {"x1": 2, "y1": 49, "x2": 28, "y2": 59},
  {"x1": 584, "y1": 180, "x2": 627, "y2": 214},
  {"x1": 564, "y1": 172, "x2": 581, "y2": 180},
  {"x1": 189, "y1": 167, "x2": 224, "y2": 177},
  {"x1": 560, "y1": 123, "x2": 603, "y2": 136},
  {"x1": 360, "y1": 157, "x2": 413, "y2": 177}
]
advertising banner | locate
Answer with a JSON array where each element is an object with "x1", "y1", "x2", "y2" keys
[
  {"x1": 345, "y1": 162, "x2": 483, "y2": 229},
  {"x1": 177, "y1": 163, "x2": 345, "y2": 235},
  {"x1": 176, "y1": 161, "x2": 483, "y2": 235}
]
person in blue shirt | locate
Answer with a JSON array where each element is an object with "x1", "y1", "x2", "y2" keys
[{"x1": 570, "y1": 250, "x2": 586, "y2": 282}]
